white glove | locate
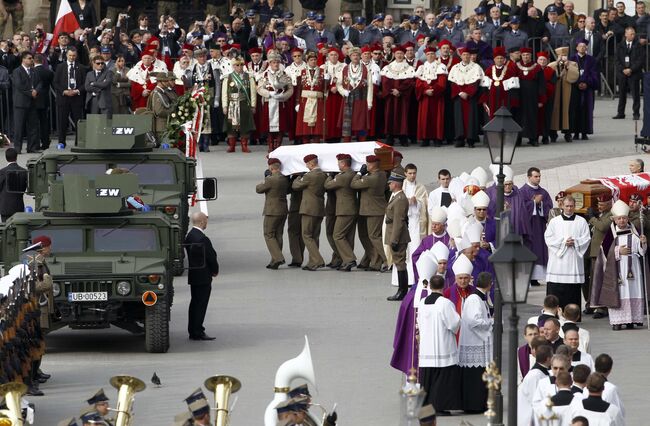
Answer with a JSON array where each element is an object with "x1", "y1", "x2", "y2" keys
[
  {"x1": 368, "y1": 104, "x2": 373, "y2": 110},
  {"x1": 295, "y1": 104, "x2": 299, "y2": 112}
]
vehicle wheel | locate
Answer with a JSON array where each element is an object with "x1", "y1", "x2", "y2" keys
[{"x1": 145, "y1": 299, "x2": 169, "y2": 353}]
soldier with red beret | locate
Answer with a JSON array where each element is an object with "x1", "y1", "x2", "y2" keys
[{"x1": 256, "y1": 158, "x2": 290, "y2": 269}]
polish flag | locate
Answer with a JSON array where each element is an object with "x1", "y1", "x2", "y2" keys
[{"x1": 52, "y1": 0, "x2": 80, "y2": 47}]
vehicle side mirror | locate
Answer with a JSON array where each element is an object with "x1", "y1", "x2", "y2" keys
[
  {"x1": 196, "y1": 178, "x2": 218, "y2": 201},
  {"x1": 6, "y1": 170, "x2": 28, "y2": 193}
]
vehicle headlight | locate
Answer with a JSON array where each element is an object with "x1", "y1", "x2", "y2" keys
[
  {"x1": 52, "y1": 282, "x2": 61, "y2": 297},
  {"x1": 116, "y1": 281, "x2": 131, "y2": 296}
]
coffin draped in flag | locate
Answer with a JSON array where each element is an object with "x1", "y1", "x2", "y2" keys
[
  {"x1": 52, "y1": 0, "x2": 80, "y2": 47},
  {"x1": 597, "y1": 173, "x2": 650, "y2": 204},
  {"x1": 269, "y1": 142, "x2": 394, "y2": 175}
]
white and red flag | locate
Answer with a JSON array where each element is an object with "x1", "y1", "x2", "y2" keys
[{"x1": 52, "y1": 0, "x2": 80, "y2": 47}]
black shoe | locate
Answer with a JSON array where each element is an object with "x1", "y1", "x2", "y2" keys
[
  {"x1": 454, "y1": 139, "x2": 465, "y2": 148},
  {"x1": 635, "y1": 322, "x2": 644, "y2": 327},
  {"x1": 302, "y1": 264, "x2": 323, "y2": 271},
  {"x1": 190, "y1": 334, "x2": 216, "y2": 341},
  {"x1": 593, "y1": 311, "x2": 607, "y2": 319},
  {"x1": 27, "y1": 149, "x2": 43, "y2": 153},
  {"x1": 550, "y1": 136, "x2": 558, "y2": 143},
  {"x1": 530, "y1": 280, "x2": 541, "y2": 287},
  {"x1": 583, "y1": 307, "x2": 595, "y2": 315},
  {"x1": 380, "y1": 264, "x2": 391, "y2": 273},
  {"x1": 564, "y1": 133, "x2": 573, "y2": 143},
  {"x1": 433, "y1": 140, "x2": 441, "y2": 147},
  {"x1": 612, "y1": 324, "x2": 622, "y2": 330},
  {"x1": 267, "y1": 261, "x2": 282, "y2": 270},
  {"x1": 612, "y1": 114, "x2": 625, "y2": 119},
  {"x1": 387, "y1": 289, "x2": 407, "y2": 301},
  {"x1": 338, "y1": 261, "x2": 357, "y2": 271},
  {"x1": 625, "y1": 323, "x2": 635, "y2": 329},
  {"x1": 527, "y1": 139, "x2": 539, "y2": 147},
  {"x1": 541, "y1": 137, "x2": 549, "y2": 145},
  {"x1": 581, "y1": 134, "x2": 589, "y2": 140},
  {"x1": 421, "y1": 140, "x2": 430, "y2": 147},
  {"x1": 26, "y1": 386, "x2": 44, "y2": 396},
  {"x1": 288, "y1": 262, "x2": 302, "y2": 267},
  {"x1": 357, "y1": 263, "x2": 369, "y2": 270},
  {"x1": 633, "y1": 114, "x2": 641, "y2": 120},
  {"x1": 329, "y1": 262, "x2": 342, "y2": 269},
  {"x1": 37, "y1": 370, "x2": 51, "y2": 380}
]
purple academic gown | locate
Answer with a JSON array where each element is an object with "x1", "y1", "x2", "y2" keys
[
  {"x1": 570, "y1": 53, "x2": 598, "y2": 135},
  {"x1": 411, "y1": 232, "x2": 452, "y2": 284},
  {"x1": 390, "y1": 279, "x2": 435, "y2": 375},
  {"x1": 518, "y1": 183, "x2": 553, "y2": 268}
]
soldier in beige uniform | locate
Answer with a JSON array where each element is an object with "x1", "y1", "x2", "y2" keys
[
  {"x1": 385, "y1": 172, "x2": 411, "y2": 301},
  {"x1": 324, "y1": 181, "x2": 341, "y2": 269},
  {"x1": 324, "y1": 153, "x2": 359, "y2": 272},
  {"x1": 30, "y1": 236, "x2": 54, "y2": 331},
  {"x1": 292, "y1": 154, "x2": 328, "y2": 271},
  {"x1": 146, "y1": 72, "x2": 175, "y2": 140},
  {"x1": 256, "y1": 158, "x2": 289, "y2": 269},
  {"x1": 287, "y1": 181, "x2": 305, "y2": 267},
  {"x1": 587, "y1": 193, "x2": 613, "y2": 317},
  {"x1": 351, "y1": 155, "x2": 388, "y2": 271}
]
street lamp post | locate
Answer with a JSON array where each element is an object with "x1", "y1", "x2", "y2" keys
[
  {"x1": 482, "y1": 106, "x2": 521, "y2": 425},
  {"x1": 489, "y1": 232, "x2": 537, "y2": 426}
]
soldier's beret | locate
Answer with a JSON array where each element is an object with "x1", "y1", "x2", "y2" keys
[
  {"x1": 555, "y1": 191, "x2": 566, "y2": 201},
  {"x1": 268, "y1": 158, "x2": 281, "y2": 165},
  {"x1": 303, "y1": 154, "x2": 318, "y2": 163},
  {"x1": 630, "y1": 193, "x2": 643, "y2": 202},
  {"x1": 365, "y1": 155, "x2": 379, "y2": 163},
  {"x1": 336, "y1": 153, "x2": 352, "y2": 161},
  {"x1": 393, "y1": 150, "x2": 403, "y2": 159},
  {"x1": 32, "y1": 235, "x2": 51, "y2": 248}
]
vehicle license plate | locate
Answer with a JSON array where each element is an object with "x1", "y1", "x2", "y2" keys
[{"x1": 68, "y1": 292, "x2": 108, "y2": 302}]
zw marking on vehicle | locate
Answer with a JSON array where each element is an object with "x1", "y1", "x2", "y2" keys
[
  {"x1": 96, "y1": 188, "x2": 121, "y2": 197},
  {"x1": 112, "y1": 127, "x2": 135, "y2": 135}
]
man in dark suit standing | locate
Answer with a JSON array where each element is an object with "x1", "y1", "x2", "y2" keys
[
  {"x1": 84, "y1": 54, "x2": 114, "y2": 116},
  {"x1": 0, "y1": 148, "x2": 26, "y2": 222},
  {"x1": 184, "y1": 212, "x2": 219, "y2": 341},
  {"x1": 33, "y1": 54, "x2": 53, "y2": 150},
  {"x1": 11, "y1": 51, "x2": 41, "y2": 154},
  {"x1": 53, "y1": 47, "x2": 86, "y2": 147},
  {"x1": 571, "y1": 17, "x2": 603, "y2": 62},
  {"x1": 613, "y1": 27, "x2": 644, "y2": 119}
]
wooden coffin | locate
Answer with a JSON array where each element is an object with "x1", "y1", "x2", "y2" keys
[{"x1": 565, "y1": 179, "x2": 611, "y2": 215}]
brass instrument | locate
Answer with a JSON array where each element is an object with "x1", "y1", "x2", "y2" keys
[
  {"x1": 204, "y1": 375, "x2": 241, "y2": 426},
  {"x1": 109, "y1": 375, "x2": 146, "y2": 426},
  {"x1": 0, "y1": 382, "x2": 27, "y2": 426}
]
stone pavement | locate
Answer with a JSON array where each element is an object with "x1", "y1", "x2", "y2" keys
[{"x1": 4, "y1": 98, "x2": 648, "y2": 425}]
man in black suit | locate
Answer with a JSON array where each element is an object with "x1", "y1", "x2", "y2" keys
[
  {"x1": 0, "y1": 148, "x2": 26, "y2": 222},
  {"x1": 53, "y1": 47, "x2": 86, "y2": 147},
  {"x1": 571, "y1": 17, "x2": 603, "y2": 62},
  {"x1": 11, "y1": 51, "x2": 41, "y2": 154},
  {"x1": 184, "y1": 212, "x2": 219, "y2": 341},
  {"x1": 33, "y1": 54, "x2": 53, "y2": 150},
  {"x1": 613, "y1": 27, "x2": 644, "y2": 119},
  {"x1": 84, "y1": 54, "x2": 114, "y2": 116}
]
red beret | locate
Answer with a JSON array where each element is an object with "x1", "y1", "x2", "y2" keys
[
  {"x1": 437, "y1": 39, "x2": 453, "y2": 49},
  {"x1": 366, "y1": 155, "x2": 379, "y2": 163},
  {"x1": 536, "y1": 51, "x2": 549, "y2": 59},
  {"x1": 303, "y1": 154, "x2": 318, "y2": 163},
  {"x1": 140, "y1": 49, "x2": 155, "y2": 59},
  {"x1": 519, "y1": 47, "x2": 532, "y2": 54},
  {"x1": 249, "y1": 47, "x2": 262, "y2": 55},
  {"x1": 493, "y1": 46, "x2": 506, "y2": 58},
  {"x1": 268, "y1": 158, "x2": 281, "y2": 165},
  {"x1": 336, "y1": 153, "x2": 351, "y2": 160},
  {"x1": 32, "y1": 235, "x2": 52, "y2": 248},
  {"x1": 596, "y1": 193, "x2": 613, "y2": 202},
  {"x1": 416, "y1": 34, "x2": 426, "y2": 41},
  {"x1": 424, "y1": 47, "x2": 437, "y2": 54},
  {"x1": 371, "y1": 44, "x2": 382, "y2": 52},
  {"x1": 361, "y1": 45, "x2": 372, "y2": 53},
  {"x1": 393, "y1": 150, "x2": 403, "y2": 159},
  {"x1": 317, "y1": 42, "x2": 327, "y2": 50}
]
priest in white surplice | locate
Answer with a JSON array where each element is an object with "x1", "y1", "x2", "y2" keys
[
  {"x1": 569, "y1": 373, "x2": 625, "y2": 426},
  {"x1": 392, "y1": 164, "x2": 429, "y2": 287},
  {"x1": 544, "y1": 195, "x2": 591, "y2": 310},
  {"x1": 517, "y1": 344, "x2": 553, "y2": 426},
  {"x1": 459, "y1": 271, "x2": 493, "y2": 413},
  {"x1": 427, "y1": 169, "x2": 453, "y2": 217},
  {"x1": 418, "y1": 274, "x2": 462, "y2": 413}
]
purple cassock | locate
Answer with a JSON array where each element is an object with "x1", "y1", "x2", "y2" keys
[
  {"x1": 518, "y1": 344, "x2": 532, "y2": 378},
  {"x1": 570, "y1": 53, "x2": 599, "y2": 135},
  {"x1": 478, "y1": 217, "x2": 497, "y2": 246},
  {"x1": 390, "y1": 281, "x2": 430, "y2": 375},
  {"x1": 411, "y1": 233, "x2": 452, "y2": 284},
  {"x1": 488, "y1": 186, "x2": 532, "y2": 246},
  {"x1": 518, "y1": 183, "x2": 553, "y2": 268}
]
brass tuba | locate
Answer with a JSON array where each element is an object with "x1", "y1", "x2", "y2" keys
[
  {"x1": 204, "y1": 375, "x2": 241, "y2": 426},
  {"x1": 263, "y1": 336, "x2": 316, "y2": 426},
  {"x1": 0, "y1": 382, "x2": 27, "y2": 426},
  {"x1": 109, "y1": 375, "x2": 146, "y2": 426}
]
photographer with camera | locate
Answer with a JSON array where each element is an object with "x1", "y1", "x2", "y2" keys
[{"x1": 104, "y1": 0, "x2": 132, "y2": 28}]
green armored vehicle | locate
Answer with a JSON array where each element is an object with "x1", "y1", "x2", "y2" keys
[
  {"x1": 0, "y1": 172, "x2": 178, "y2": 353},
  {"x1": 24, "y1": 114, "x2": 217, "y2": 275}
]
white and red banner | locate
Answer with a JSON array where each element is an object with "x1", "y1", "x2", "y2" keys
[
  {"x1": 52, "y1": 0, "x2": 80, "y2": 47},
  {"x1": 598, "y1": 173, "x2": 650, "y2": 204}
]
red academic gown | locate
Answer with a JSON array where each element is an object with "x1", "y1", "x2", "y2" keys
[
  {"x1": 381, "y1": 61, "x2": 415, "y2": 137},
  {"x1": 414, "y1": 63, "x2": 447, "y2": 140},
  {"x1": 295, "y1": 67, "x2": 326, "y2": 138},
  {"x1": 337, "y1": 64, "x2": 371, "y2": 137},
  {"x1": 537, "y1": 66, "x2": 556, "y2": 137},
  {"x1": 480, "y1": 63, "x2": 517, "y2": 119},
  {"x1": 130, "y1": 64, "x2": 156, "y2": 110}
]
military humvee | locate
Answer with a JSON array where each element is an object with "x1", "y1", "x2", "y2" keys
[
  {"x1": 0, "y1": 173, "x2": 178, "y2": 353},
  {"x1": 24, "y1": 114, "x2": 217, "y2": 275}
]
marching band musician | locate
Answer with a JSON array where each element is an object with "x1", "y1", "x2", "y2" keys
[
  {"x1": 256, "y1": 52, "x2": 294, "y2": 153},
  {"x1": 222, "y1": 57, "x2": 257, "y2": 153},
  {"x1": 337, "y1": 47, "x2": 373, "y2": 143},
  {"x1": 81, "y1": 389, "x2": 114, "y2": 426}
]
